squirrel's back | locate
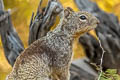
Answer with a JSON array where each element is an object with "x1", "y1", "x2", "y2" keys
[{"x1": 6, "y1": 37, "x2": 52, "y2": 80}]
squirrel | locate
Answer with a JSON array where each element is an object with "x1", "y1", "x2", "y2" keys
[{"x1": 6, "y1": 7, "x2": 99, "y2": 80}]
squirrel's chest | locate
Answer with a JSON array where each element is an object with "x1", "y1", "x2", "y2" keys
[
  {"x1": 47, "y1": 36, "x2": 73, "y2": 67},
  {"x1": 48, "y1": 36, "x2": 72, "y2": 53}
]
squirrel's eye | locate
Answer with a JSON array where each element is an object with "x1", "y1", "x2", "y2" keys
[{"x1": 79, "y1": 15, "x2": 87, "y2": 20}]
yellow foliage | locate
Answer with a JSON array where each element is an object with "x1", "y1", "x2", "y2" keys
[
  {"x1": 93, "y1": 0, "x2": 120, "y2": 19},
  {"x1": 60, "y1": 0, "x2": 79, "y2": 11},
  {"x1": 0, "y1": 49, "x2": 12, "y2": 80}
]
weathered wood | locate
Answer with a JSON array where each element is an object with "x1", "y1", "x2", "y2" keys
[
  {"x1": 0, "y1": 0, "x2": 4, "y2": 10},
  {"x1": 28, "y1": 0, "x2": 63, "y2": 45},
  {"x1": 70, "y1": 58, "x2": 97, "y2": 80},
  {"x1": 0, "y1": 0, "x2": 24, "y2": 66}
]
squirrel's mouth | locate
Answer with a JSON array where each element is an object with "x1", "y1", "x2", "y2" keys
[
  {"x1": 88, "y1": 24, "x2": 98, "y2": 31},
  {"x1": 72, "y1": 24, "x2": 97, "y2": 38}
]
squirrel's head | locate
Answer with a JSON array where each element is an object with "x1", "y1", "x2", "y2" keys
[{"x1": 61, "y1": 7, "x2": 99, "y2": 38}]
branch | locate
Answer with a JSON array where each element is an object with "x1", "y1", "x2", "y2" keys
[
  {"x1": 0, "y1": 0, "x2": 24, "y2": 66},
  {"x1": 0, "y1": 0, "x2": 4, "y2": 10},
  {"x1": 28, "y1": 0, "x2": 63, "y2": 44}
]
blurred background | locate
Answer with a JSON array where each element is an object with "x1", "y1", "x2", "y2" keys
[{"x1": 0, "y1": 0, "x2": 120, "y2": 80}]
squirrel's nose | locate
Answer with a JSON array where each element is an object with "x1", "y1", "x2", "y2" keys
[{"x1": 89, "y1": 16, "x2": 100, "y2": 26}]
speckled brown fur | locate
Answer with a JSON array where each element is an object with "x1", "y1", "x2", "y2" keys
[{"x1": 6, "y1": 7, "x2": 99, "y2": 80}]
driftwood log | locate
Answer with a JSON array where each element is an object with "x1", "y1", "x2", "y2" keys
[
  {"x1": 1, "y1": 0, "x2": 120, "y2": 80},
  {"x1": 0, "y1": 0, "x2": 24, "y2": 66}
]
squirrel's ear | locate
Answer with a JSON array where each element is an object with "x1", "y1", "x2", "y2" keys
[{"x1": 64, "y1": 7, "x2": 74, "y2": 18}]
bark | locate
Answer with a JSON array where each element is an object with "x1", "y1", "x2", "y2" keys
[
  {"x1": 28, "y1": 0, "x2": 63, "y2": 45},
  {"x1": 0, "y1": 0, "x2": 4, "y2": 10},
  {"x1": 0, "y1": 0, "x2": 24, "y2": 66}
]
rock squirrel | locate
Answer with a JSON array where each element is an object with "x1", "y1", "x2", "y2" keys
[{"x1": 6, "y1": 7, "x2": 99, "y2": 80}]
